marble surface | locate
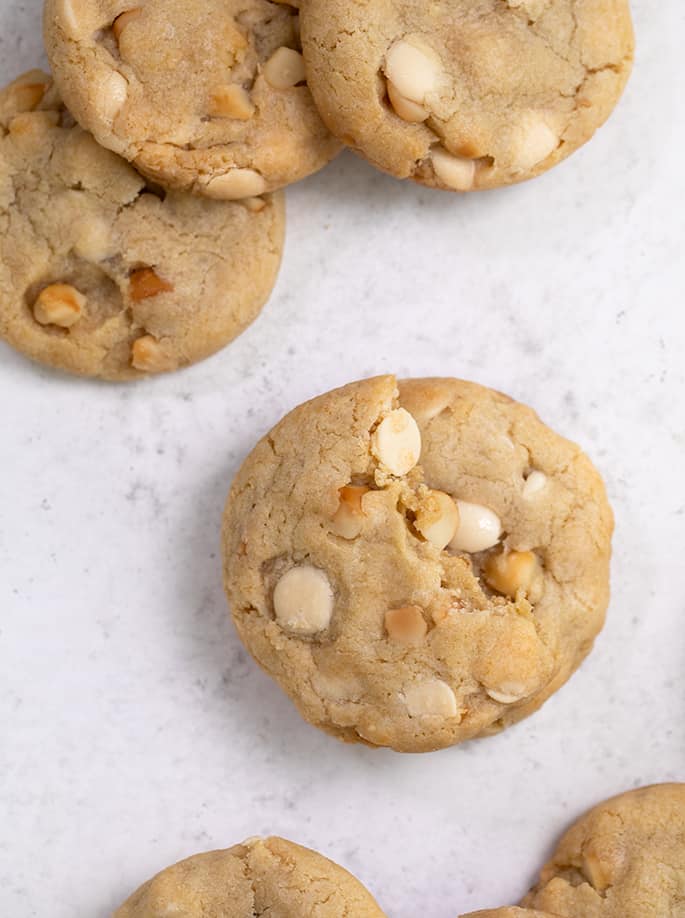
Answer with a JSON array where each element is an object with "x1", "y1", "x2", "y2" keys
[{"x1": 1, "y1": 2, "x2": 684, "y2": 916}]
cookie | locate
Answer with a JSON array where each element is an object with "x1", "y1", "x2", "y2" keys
[
  {"x1": 462, "y1": 911, "x2": 556, "y2": 918},
  {"x1": 44, "y1": 0, "x2": 341, "y2": 198},
  {"x1": 222, "y1": 374, "x2": 613, "y2": 753},
  {"x1": 522, "y1": 784, "x2": 685, "y2": 917},
  {"x1": 114, "y1": 836, "x2": 387, "y2": 917},
  {"x1": 0, "y1": 71, "x2": 285, "y2": 380},
  {"x1": 301, "y1": 0, "x2": 634, "y2": 190}
]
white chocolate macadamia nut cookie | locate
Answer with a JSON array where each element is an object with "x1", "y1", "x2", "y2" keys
[
  {"x1": 461, "y1": 911, "x2": 557, "y2": 918},
  {"x1": 114, "y1": 836, "x2": 387, "y2": 917},
  {"x1": 300, "y1": 0, "x2": 634, "y2": 190},
  {"x1": 0, "y1": 71, "x2": 284, "y2": 380},
  {"x1": 44, "y1": 0, "x2": 341, "y2": 197},
  {"x1": 522, "y1": 784, "x2": 685, "y2": 918},
  {"x1": 222, "y1": 375, "x2": 613, "y2": 753}
]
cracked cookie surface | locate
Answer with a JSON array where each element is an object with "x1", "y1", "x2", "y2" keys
[
  {"x1": 222, "y1": 375, "x2": 613, "y2": 753},
  {"x1": 114, "y1": 836, "x2": 387, "y2": 917},
  {"x1": 44, "y1": 0, "x2": 341, "y2": 197},
  {"x1": 300, "y1": 0, "x2": 634, "y2": 190},
  {"x1": 522, "y1": 784, "x2": 685, "y2": 918},
  {"x1": 0, "y1": 71, "x2": 285, "y2": 380},
  {"x1": 462, "y1": 911, "x2": 558, "y2": 917}
]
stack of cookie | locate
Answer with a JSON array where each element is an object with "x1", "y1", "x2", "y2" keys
[{"x1": 1, "y1": 0, "x2": 633, "y2": 379}]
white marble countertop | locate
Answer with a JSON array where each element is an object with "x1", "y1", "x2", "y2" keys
[{"x1": 1, "y1": 2, "x2": 684, "y2": 916}]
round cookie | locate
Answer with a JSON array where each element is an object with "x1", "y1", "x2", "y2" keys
[
  {"x1": 222, "y1": 375, "x2": 613, "y2": 753},
  {"x1": 114, "y1": 836, "x2": 387, "y2": 917},
  {"x1": 44, "y1": 0, "x2": 341, "y2": 198},
  {"x1": 301, "y1": 0, "x2": 634, "y2": 191},
  {"x1": 522, "y1": 784, "x2": 685, "y2": 918},
  {"x1": 0, "y1": 71, "x2": 284, "y2": 380}
]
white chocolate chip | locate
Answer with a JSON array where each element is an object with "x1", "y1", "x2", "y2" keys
[
  {"x1": 486, "y1": 683, "x2": 528, "y2": 704},
  {"x1": 33, "y1": 284, "x2": 85, "y2": 328},
  {"x1": 385, "y1": 605, "x2": 427, "y2": 644},
  {"x1": 73, "y1": 216, "x2": 112, "y2": 262},
  {"x1": 522, "y1": 470, "x2": 547, "y2": 498},
  {"x1": 483, "y1": 550, "x2": 541, "y2": 600},
  {"x1": 371, "y1": 408, "x2": 421, "y2": 476},
  {"x1": 512, "y1": 113, "x2": 558, "y2": 172},
  {"x1": 330, "y1": 485, "x2": 369, "y2": 539},
  {"x1": 384, "y1": 37, "x2": 443, "y2": 104},
  {"x1": 209, "y1": 84, "x2": 255, "y2": 120},
  {"x1": 404, "y1": 679, "x2": 458, "y2": 717},
  {"x1": 449, "y1": 500, "x2": 502, "y2": 553},
  {"x1": 387, "y1": 80, "x2": 428, "y2": 123},
  {"x1": 112, "y1": 8, "x2": 142, "y2": 41},
  {"x1": 415, "y1": 489, "x2": 459, "y2": 549},
  {"x1": 59, "y1": 0, "x2": 79, "y2": 36},
  {"x1": 97, "y1": 71, "x2": 128, "y2": 124},
  {"x1": 204, "y1": 169, "x2": 267, "y2": 200},
  {"x1": 431, "y1": 146, "x2": 476, "y2": 191},
  {"x1": 273, "y1": 565, "x2": 334, "y2": 635},
  {"x1": 263, "y1": 47, "x2": 306, "y2": 90}
]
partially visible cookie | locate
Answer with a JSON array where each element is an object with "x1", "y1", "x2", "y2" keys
[
  {"x1": 44, "y1": 0, "x2": 341, "y2": 198},
  {"x1": 301, "y1": 0, "x2": 634, "y2": 190},
  {"x1": 114, "y1": 836, "x2": 387, "y2": 917},
  {"x1": 0, "y1": 71, "x2": 285, "y2": 380},
  {"x1": 222, "y1": 375, "x2": 613, "y2": 752},
  {"x1": 461, "y1": 910, "x2": 557, "y2": 918},
  {"x1": 522, "y1": 784, "x2": 685, "y2": 918}
]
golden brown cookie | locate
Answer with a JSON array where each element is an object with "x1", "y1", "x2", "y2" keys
[
  {"x1": 301, "y1": 0, "x2": 634, "y2": 190},
  {"x1": 114, "y1": 836, "x2": 387, "y2": 917},
  {"x1": 522, "y1": 784, "x2": 685, "y2": 918},
  {"x1": 0, "y1": 71, "x2": 284, "y2": 380},
  {"x1": 222, "y1": 375, "x2": 613, "y2": 753},
  {"x1": 44, "y1": 0, "x2": 341, "y2": 198},
  {"x1": 461, "y1": 910, "x2": 558, "y2": 918}
]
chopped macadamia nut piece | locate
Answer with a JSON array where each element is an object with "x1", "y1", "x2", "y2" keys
[
  {"x1": 582, "y1": 845, "x2": 613, "y2": 893},
  {"x1": 484, "y1": 550, "x2": 540, "y2": 599},
  {"x1": 112, "y1": 8, "x2": 142, "y2": 41},
  {"x1": 33, "y1": 284, "x2": 85, "y2": 328},
  {"x1": 129, "y1": 268, "x2": 174, "y2": 302},
  {"x1": 431, "y1": 147, "x2": 476, "y2": 191},
  {"x1": 449, "y1": 500, "x2": 502, "y2": 553},
  {"x1": 486, "y1": 683, "x2": 528, "y2": 704},
  {"x1": 415, "y1": 489, "x2": 460, "y2": 549},
  {"x1": 97, "y1": 71, "x2": 128, "y2": 123},
  {"x1": 371, "y1": 408, "x2": 421, "y2": 476},
  {"x1": 387, "y1": 80, "x2": 428, "y2": 122},
  {"x1": 522, "y1": 470, "x2": 548, "y2": 498},
  {"x1": 204, "y1": 169, "x2": 267, "y2": 200},
  {"x1": 513, "y1": 113, "x2": 558, "y2": 172},
  {"x1": 385, "y1": 605, "x2": 427, "y2": 644},
  {"x1": 263, "y1": 47, "x2": 306, "y2": 90},
  {"x1": 384, "y1": 37, "x2": 443, "y2": 103},
  {"x1": 209, "y1": 85, "x2": 255, "y2": 120},
  {"x1": 131, "y1": 335, "x2": 176, "y2": 373},
  {"x1": 330, "y1": 485, "x2": 369, "y2": 539},
  {"x1": 241, "y1": 196, "x2": 267, "y2": 212},
  {"x1": 10, "y1": 80, "x2": 49, "y2": 115},
  {"x1": 404, "y1": 679, "x2": 458, "y2": 717},
  {"x1": 273, "y1": 565, "x2": 334, "y2": 635}
]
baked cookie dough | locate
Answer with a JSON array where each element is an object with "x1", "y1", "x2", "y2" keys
[
  {"x1": 462, "y1": 911, "x2": 557, "y2": 917},
  {"x1": 522, "y1": 784, "x2": 685, "y2": 918},
  {"x1": 44, "y1": 0, "x2": 341, "y2": 198},
  {"x1": 222, "y1": 375, "x2": 613, "y2": 753},
  {"x1": 301, "y1": 0, "x2": 634, "y2": 190},
  {"x1": 114, "y1": 836, "x2": 387, "y2": 917},
  {"x1": 0, "y1": 71, "x2": 284, "y2": 380}
]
